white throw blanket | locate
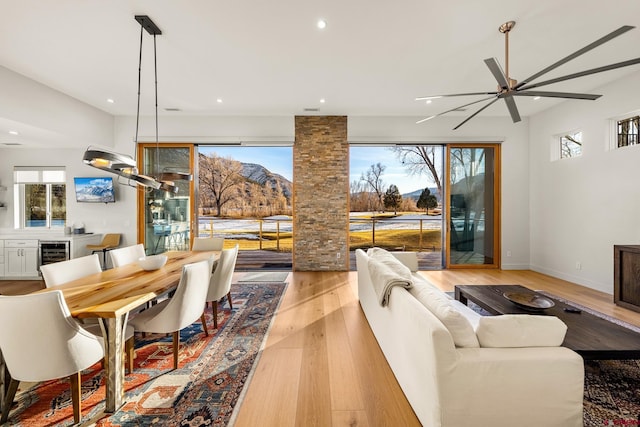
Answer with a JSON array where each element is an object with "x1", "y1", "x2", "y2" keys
[{"x1": 367, "y1": 257, "x2": 413, "y2": 307}]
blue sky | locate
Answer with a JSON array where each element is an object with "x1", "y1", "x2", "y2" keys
[{"x1": 199, "y1": 145, "x2": 436, "y2": 195}]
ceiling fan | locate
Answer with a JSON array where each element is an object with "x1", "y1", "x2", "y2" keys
[{"x1": 416, "y1": 21, "x2": 640, "y2": 130}]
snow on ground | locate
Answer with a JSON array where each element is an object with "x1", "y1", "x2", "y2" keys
[{"x1": 198, "y1": 213, "x2": 443, "y2": 238}]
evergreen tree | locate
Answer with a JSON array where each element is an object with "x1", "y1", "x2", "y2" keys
[
  {"x1": 417, "y1": 187, "x2": 438, "y2": 214},
  {"x1": 383, "y1": 184, "x2": 402, "y2": 214}
]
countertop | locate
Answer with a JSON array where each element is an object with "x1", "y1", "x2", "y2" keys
[{"x1": 0, "y1": 232, "x2": 102, "y2": 241}]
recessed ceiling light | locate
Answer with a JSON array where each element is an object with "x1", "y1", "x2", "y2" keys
[
  {"x1": 107, "y1": 98, "x2": 115, "y2": 104},
  {"x1": 319, "y1": 98, "x2": 326, "y2": 104},
  {"x1": 216, "y1": 98, "x2": 223, "y2": 103},
  {"x1": 8, "y1": 130, "x2": 18, "y2": 135},
  {"x1": 533, "y1": 96, "x2": 541, "y2": 101},
  {"x1": 426, "y1": 100, "x2": 432, "y2": 104},
  {"x1": 317, "y1": 19, "x2": 327, "y2": 29}
]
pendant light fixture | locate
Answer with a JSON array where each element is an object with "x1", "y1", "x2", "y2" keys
[{"x1": 83, "y1": 14, "x2": 191, "y2": 193}]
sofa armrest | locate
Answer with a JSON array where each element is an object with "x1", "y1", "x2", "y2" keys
[{"x1": 441, "y1": 347, "x2": 584, "y2": 427}]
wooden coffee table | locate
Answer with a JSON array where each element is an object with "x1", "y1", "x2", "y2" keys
[{"x1": 455, "y1": 284, "x2": 640, "y2": 360}]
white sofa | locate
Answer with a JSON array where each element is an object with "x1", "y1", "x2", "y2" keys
[{"x1": 356, "y1": 248, "x2": 584, "y2": 427}]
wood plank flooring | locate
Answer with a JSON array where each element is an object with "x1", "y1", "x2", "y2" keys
[
  {"x1": 233, "y1": 269, "x2": 640, "y2": 426},
  {"x1": 4, "y1": 268, "x2": 640, "y2": 426}
]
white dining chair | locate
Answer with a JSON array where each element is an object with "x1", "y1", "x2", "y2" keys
[
  {"x1": 128, "y1": 259, "x2": 211, "y2": 370},
  {"x1": 201, "y1": 245, "x2": 239, "y2": 329},
  {"x1": 0, "y1": 291, "x2": 104, "y2": 425},
  {"x1": 39, "y1": 253, "x2": 136, "y2": 372},
  {"x1": 192, "y1": 237, "x2": 225, "y2": 251},
  {"x1": 40, "y1": 254, "x2": 102, "y2": 288},
  {"x1": 109, "y1": 243, "x2": 146, "y2": 268}
]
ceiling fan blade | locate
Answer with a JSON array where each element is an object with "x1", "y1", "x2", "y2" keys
[
  {"x1": 415, "y1": 92, "x2": 497, "y2": 100},
  {"x1": 517, "y1": 57, "x2": 640, "y2": 91},
  {"x1": 502, "y1": 96, "x2": 521, "y2": 123},
  {"x1": 453, "y1": 98, "x2": 500, "y2": 130},
  {"x1": 416, "y1": 95, "x2": 496, "y2": 124},
  {"x1": 513, "y1": 90, "x2": 601, "y2": 100},
  {"x1": 484, "y1": 58, "x2": 510, "y2": 89},
  {"x1": 515, "y1": 25, "x2": 635, "y2": 89}
]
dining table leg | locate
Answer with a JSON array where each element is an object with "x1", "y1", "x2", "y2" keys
[{"x1": 99, "y1": 315, "x2": 127, "y2": 413}]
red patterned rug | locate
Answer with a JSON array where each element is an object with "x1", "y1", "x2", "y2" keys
[{"x1": 4, "y1": 281, "x2": 287, "y2": 426}]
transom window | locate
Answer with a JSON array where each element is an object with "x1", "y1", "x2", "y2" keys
[
  {"x1": 617, "y1": 115, "x2": 639, "y2": 148},
  {"x1": 560, "y1": 131, "x2": 583, "y2": 159},
  {"x1": 13, "y1": 167, "x2": 66, "y2": 229}
]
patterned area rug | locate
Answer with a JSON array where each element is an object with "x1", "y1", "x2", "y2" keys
[
  {"x1": 237, "y1": 271, "x2": 290, "y2": 283},
  {"x1": 4, "y1": 281, "x2": 287, "y2": 426}
]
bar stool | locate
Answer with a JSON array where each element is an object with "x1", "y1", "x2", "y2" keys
[{"x1": 87, "y1": 234, "x2": 121, "y2": 269}]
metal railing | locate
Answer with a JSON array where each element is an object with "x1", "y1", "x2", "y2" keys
[{"x1": 198, "y1": 216, "x2": 443, "y2": 252}]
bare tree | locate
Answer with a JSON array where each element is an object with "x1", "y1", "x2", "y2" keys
[
  {"x1": 392, "y1": 146, "x2": 442, "y2": 198},
  {"x1": 361, "y1": 163, "x2": 386, "y2": 212},
  {"x1": 350, "y1": 179, "x2": 375, "y2": 212},
  {"x1": 199, "y1": 154, "x2": 245, "y2": 216}
]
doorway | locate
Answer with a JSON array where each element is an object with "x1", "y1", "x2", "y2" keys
[
  {"x1": 136, "y1": 144, "x2": 194, "y2": 254},
  {"x1": 446, "y1": 144, "x2": 501, "y2": 268}
]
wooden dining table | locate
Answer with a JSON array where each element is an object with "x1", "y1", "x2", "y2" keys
[{"x1": 9, "y1": 250, "x2": 218, "y2": 414}]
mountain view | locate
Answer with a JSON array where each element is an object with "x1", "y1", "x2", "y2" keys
[{"x1": 240, "y1": 163, "x2": 292, "y2": 200}]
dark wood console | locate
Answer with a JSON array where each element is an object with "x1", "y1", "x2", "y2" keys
[{"x1": 614, "y1": 245, "x2": 640, "y2": 313}]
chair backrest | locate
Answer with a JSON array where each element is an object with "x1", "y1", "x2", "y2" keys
[
  {"x1": 109, "y1": 243, "x2": 146, "y2": 268},
  {"x1": 40, "y1": 254, "x2": 102, "y2": 288},
  {"x1": 192, "y1": 237, "x2": 225, "y2": 251},
  {"x1": 101, "y1": 233, "x2": 121, "y2": 248},
  {"x1": 136, "y1": 260, "x2": 211, "y2": 333},
  {"x1": 0, "y1": 291, "x2": 104, "y2": 382},
  {"x1": 206, "y1": 244, "x2": 239, "y2": 302}
]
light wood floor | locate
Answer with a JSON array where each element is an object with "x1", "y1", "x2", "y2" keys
[
  {"x1": 232, "y1": 269, "x2": 640, "y2": 426},
  {"x1": 3, "y1": 269, "x2": 640, "y2": 426}
]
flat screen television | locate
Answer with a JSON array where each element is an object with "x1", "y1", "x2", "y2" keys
[{"x1": 74, "y1": 177, "x2": 116, "y2": 203}]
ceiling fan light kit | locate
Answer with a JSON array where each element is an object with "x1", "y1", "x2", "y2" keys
[
  {"x1": 416, "y1": 21, "x2": 640, "y2": 129},
  {"x1": 83, "y1": 15, "x2": 191, "y2": 193}
]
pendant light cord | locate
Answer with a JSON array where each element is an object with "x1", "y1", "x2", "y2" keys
[
  {"x1": 134, "y1": 24, "x2": 143, "y2": 154},
  {"x1": 153, "y1": 33, "x2": 159, "y2": 177}
]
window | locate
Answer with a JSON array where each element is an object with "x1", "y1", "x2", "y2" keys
[
  {"x1": 560, "y1": 131, "x2": 583, "y2": 159},
  {"x1": 13, "y1": 167, "x2": 66, "y2": 229},
  {"x1": 617, "y1": 115, "x2": 639, "y2": 148}
]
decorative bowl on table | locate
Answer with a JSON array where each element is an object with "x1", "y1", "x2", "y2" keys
[
  {"x1": 503, "y1": 292, "x2": 555, "y2": 311},
  {"x1": 137, "y1": 254, "x2": 168, "y2": 271}
]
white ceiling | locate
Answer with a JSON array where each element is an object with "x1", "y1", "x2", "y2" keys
[{"x1": 1, "y1": 0, "x2": 640, "y2": 125}]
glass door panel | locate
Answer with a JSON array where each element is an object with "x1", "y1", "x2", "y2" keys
[
  {"x1": 138, "y1": 144, "x2": 194, "y2": 255},
  {"x1": 446, "y1": 144, "x2": 500, "y2": 268}
]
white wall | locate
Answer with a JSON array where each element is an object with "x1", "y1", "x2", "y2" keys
[
  {"x1": 0, "y1": 66, "x2": 113, "y2": 148},
  {"x1": 0, "y1": 147, "x2": 138, "y2": 245},
  {"x1": 529, "y1": 69, "x2": 640, "y2": 293}
]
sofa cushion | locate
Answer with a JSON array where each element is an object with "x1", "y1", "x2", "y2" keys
[
  {"x1": 367, "y1": 247, "x2": 413, "y2": 280},
  {"x1": 409, "y1": 282, "x2": 480, "y2": 348},
  {"x1": 475, "y1": 315, "x2": 567, "y2": 348},
  {"x1": 449, "y1": 299, "x2": 482, "y2": 330}
]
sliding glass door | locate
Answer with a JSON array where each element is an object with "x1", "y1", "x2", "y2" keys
[
  {"x1": 446, "y1": 144, "x2": 500, "y2": 268},
  {"x1": 137, "y1": 144, "x2": 194, "y2": 254}
]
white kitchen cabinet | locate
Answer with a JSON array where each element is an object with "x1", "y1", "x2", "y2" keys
[
  {"x1": 4, "y1": 239, "x2": 39, "y2": 277},
  {"x1": 0, "y1": 240, "x2": 4, "y2": 277}
]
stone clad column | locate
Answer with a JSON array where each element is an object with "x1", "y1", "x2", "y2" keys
[{"x1": 293, "y1": 116, "x2": 349, "y2": 271}]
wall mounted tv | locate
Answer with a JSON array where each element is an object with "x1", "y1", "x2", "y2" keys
[{"x1": 74, "y1": 177, "x2": 116, "y2": 203}]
